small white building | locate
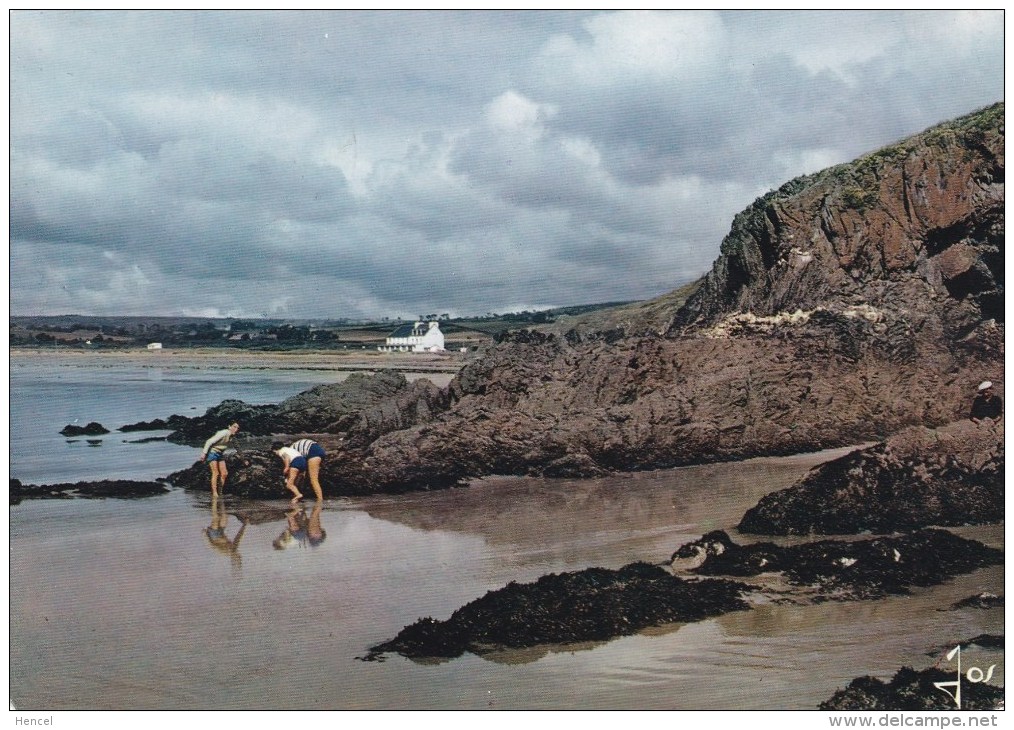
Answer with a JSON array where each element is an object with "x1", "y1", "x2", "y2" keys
[
  {"x1": 146, "y1": 342, "x2": 163, "y2": 350},
  {"x1": 378, "y1": 321, "x2": 445, "y2": 353}
]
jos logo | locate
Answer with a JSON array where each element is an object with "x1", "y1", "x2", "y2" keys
[{"x1": 933, "y1": 645, "x2": 997, "y2": 709}]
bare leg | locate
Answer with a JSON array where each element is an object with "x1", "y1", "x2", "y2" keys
[
  {"x1": 208, "y1": 462, "x2": 220, "y2": 497},
  {"x1": 218, "y1": 461, "x2": 229, "y2": 493},
  {"x1": 307, "y1": 457, "x2": 323, "y2": 501},
  {"x1": 286, "y1": 469, "x2": 304, "y2": 503}
]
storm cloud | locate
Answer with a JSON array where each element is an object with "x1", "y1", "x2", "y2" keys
[{"x1": 9, "y1": 10, "x2": 1003, "y2": 318}]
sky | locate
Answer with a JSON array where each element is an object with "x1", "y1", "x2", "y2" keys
[{"x1": 8, "y1": 10, "x2": 1005, "y2": 320}]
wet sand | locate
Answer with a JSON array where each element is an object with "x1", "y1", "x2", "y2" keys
[
  {"x1": 9, "y1": 353, "x2": 1004, "y2": 710},
  {"x1": 10, "y1": 346, "x2": 467, "y2": 373},
  {"x1": 10, "y1": 450, "x2": 1003, "y2": 710}
]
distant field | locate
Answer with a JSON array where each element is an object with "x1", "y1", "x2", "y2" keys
[{"x1": 9, "y1": 298, "x2": 672, "y2": 352}]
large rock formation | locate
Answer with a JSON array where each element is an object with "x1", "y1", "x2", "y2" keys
[
  {"x1": 123, "y1": 370, "x2": 450, "y2": 446},
  {"x1": 159, "y1": 370, "x2": 455, "y2": 497},
  {"x1": 738, "y1": 419, "x2": 1004, "y2": 535},
  {"x1": 154, "y1": 104, "x2": 1002, "y2": 496},
  {"x1": 339, "y1": 104, "x2": 1003, "y2": 492},
  {"x1": 672, "y1": 106, "x2": 1004, "y2": 332}
]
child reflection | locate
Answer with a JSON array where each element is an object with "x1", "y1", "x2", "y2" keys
[
  {"x1": 204, "y1": 495, "x2": 248, "y2": 572},
  {"x1": 272, "y1": 502, "x2": 327, "y2": 550}
]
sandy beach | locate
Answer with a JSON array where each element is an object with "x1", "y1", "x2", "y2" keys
[{"x1": 9, "y1": 346, "x2": 467, "y2": 373}]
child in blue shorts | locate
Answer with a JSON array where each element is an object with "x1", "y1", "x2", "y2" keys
[{"x1": 201, "y1": 422, "x2": 240, "y2": 496}]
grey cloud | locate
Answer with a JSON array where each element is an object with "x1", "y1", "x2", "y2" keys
[
  {"x1": 9, "y1": 10, "x2": 1004, "y2": 319},
  {"x1": 156, "y1": 140, "x2": 353, "y2": 223}
]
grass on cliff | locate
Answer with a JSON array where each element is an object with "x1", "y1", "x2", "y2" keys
[{"x1": 760, "y1": 101, "x2": 1004, "y2": 214}]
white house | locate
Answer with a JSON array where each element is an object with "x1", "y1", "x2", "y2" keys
[
  {"x1": 378, "y1": 321, "x2": 445, "y2": 353},
  {"x1": 146, "y1": 342, "x2": 163, "y2": 350}
]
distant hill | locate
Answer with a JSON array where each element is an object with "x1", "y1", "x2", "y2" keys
[
  {"x1": 545, "y1": 282, "x2": 701, "y2": 337},
  {"x1": 10, "y1": 304, "x2": 645, "y2": 350}
]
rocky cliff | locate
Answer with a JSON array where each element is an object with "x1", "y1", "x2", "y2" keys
[
  {"x1": 673, "y1": 104, "x2": 1004, "y2": 332},
  {"x1": 331, "y1": 104, "x2": 1003, "y2": 493},
  {"x1": 164, "y1": 104, "x2": 1003, "y2": 497}
]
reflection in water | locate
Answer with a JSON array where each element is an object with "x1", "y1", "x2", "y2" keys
[
  {"x1": 9, "y1": 447, "x2": 1004, "y2": 711},
  {"x1": 353, "y1": 447, "x2": 863, "y2": 571},
  {"x1": 273, "y1": 502, "x2": 327, "y2": 550},
  {"x1": 204, "y1": 495, "x2": 247, "y2": 572},
  {"x1": 478, "y1": 639, "x2": 610, "y2": 666}
]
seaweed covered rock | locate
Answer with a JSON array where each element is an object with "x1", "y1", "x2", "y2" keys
[
  {"x1": 962, "y1": 634, "x2": 1004, "y2": 650},
  {"x1": 365, "y1": 562, "x2": 751, "y2": 661},
  {"x1": 820, "y1": 666, "x2": 1003, "y2": 710},
  {"x1": 161, "y1": 400, "x2": 280, "y2": 444},
  {"x1": 118, "y1": 414, "x2": 193, "y2": 432},
  {"x1": 677, "y1": 529, "x2": 1003, "y2": 600},
  {"x1": 739, "y1": 419, "x2": 1004, "y2": 535},
  {"x1": 950, "y1": 593, "x2": 1005, "y2": 611},
  {"x1": 164, "y1": 449, "x2": 282, "y2": 498},
  {"x1": 162, "y1": 436, "x2": 394, "y2": 498},
  {"x1": 10, "y1": 477, "x2": 169, "y2": 505},
  {"x1": 60, "y1": 421, "x2": 110, "y2": 436}
]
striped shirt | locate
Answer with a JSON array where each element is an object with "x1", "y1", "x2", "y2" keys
[{"x1": 292, "y1": 438, "x2": 317, "y2": 457}]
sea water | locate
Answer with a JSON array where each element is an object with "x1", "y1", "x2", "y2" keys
[
  {"x1": 10, "y1": 359, "x2": 441, "y2": 485},
  {"x1": 8, "y1": 357, "x2": 1005, "y2": 710}
]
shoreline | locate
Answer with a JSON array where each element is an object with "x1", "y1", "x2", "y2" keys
[{"x1": 9, "y1": 346, "x2": 468, "y2": 373}]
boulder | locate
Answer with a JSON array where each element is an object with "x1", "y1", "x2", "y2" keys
[
  {"x1": 59, "y1": 421, "x2": 109, "y2": 437},
  {"x1": 738, "y1": 419, "x2": 1004, "y2": 535}
]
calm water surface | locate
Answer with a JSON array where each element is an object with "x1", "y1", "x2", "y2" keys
[
  {"x1": 10, "y1": 359, "x2": 449, "y2": 484},
  {"x1": 8, "y1": 360, "x2": 1005, "y2": 710}
]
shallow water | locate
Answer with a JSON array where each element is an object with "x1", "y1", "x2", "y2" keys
[
  {"x1": 10, "y1": 457, "x2": 1004, "y2": 710},
  {"x1": 8, "y1": 359, "x2": 1005, "y2": 710},
  {"x1": 10, "y1": 359, "x2": 451, "y2": 484}
]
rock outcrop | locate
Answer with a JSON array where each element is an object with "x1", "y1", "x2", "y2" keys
[
  {"x1": 10, "y1": 478, "x2": 170, "y2": 505},
  {"x1": 366, "y1": 527, "x2": 1002, "y2": 663},
  {"x1": 213, "y1": 371, "x2": 445, "y2": 446},
  {"x1": 160, "y1": 370, "x2": 455, "y2": 497},
  {"x1": 146, "y1": 104, "x2": 1003, "y2": 495},
  {"x1": 363, "y1": 562, "x2": 752, "y2": 661},
  {"x1": 60, "y1": 421, "x2": 110, "y2": 437},
  {"x1": 122, "y1": 369, "x2": 449, "y2": 447},
  {"x1": 674, "y1": 528, "x2": 1003, "y2": 601},
  {"x1": 738, "y1": 419, "x2": 1004, "y2": 535},
  {"x1": 820, "y1": 666, "x2": 1003, "y2": 711},
  {"x1": 337, "y1": 104, "x2": 1003, "y2": 491},
  {"x1": 165, "y1": 438, "x2": 383, "y2": 498},
  {"x1": 673, "y1": 106, "x2": 1004, "y2": 333}
]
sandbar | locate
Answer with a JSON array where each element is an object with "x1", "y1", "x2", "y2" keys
[{"x1": 9, "y1": 346, "x2": 467, "y2": 373}]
